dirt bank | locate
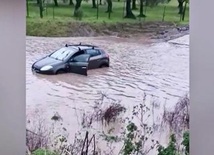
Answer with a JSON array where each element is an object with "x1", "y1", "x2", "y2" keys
[{"x1": 27, "y1": 20, "x2": 189, "y2": 42}]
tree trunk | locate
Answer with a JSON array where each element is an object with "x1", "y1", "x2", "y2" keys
[
  {"x1": 125, "y1": 0, "x2": 136, "y2": 19},
  {"x1": 138, "y1": 0, "x2": 146, "y2": 17},
  {"x1": 74, "y1": 0, "x2": 82, "y2": 11},
  {"x1": 106, "y1": 0, "x2": 112, "y2": 13},
  {"x1": 92, "y1": 0, "x2": 97, "y2": 8},
  {"x1": 69, "y1": 0, "x2": 74, "y2": 5},
  {"x1": 53, "y1": 0, "x2": 59, "y2": 6},
  {"x1": 100, "y1": 0, "x2": 102, "y2": 5},
  {"x1": 39, "y1": 0, "x2": 43, "y2": 18},
  {"x1": 132, "y1": 0, "x2": 137, "y2": 10},
  {"x1": 37, "y1": 0, "x2": 40, "y2": 4},
  {"x1": 178, "y1": 0, "x2": 184, "y2": 14}
]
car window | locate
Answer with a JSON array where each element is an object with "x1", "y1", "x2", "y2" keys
[
  {"x1": 71, "y1": 50, "x2": 85, "y2": 58},
  {"x1": 50, "y1": 48, "x2": 74, "y2": 61},
  {"x1": 85, "y1": 49, "x2": 100, "y2": 57},
  {"x1": 73, "y1": 54, "x2": 90, "y2": 62}
]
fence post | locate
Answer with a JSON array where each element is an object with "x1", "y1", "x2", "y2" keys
[
  {"x1": 162, "y1": 6, "x2": 166, "y2": 22},
  {"x1": 96, "y1": 0, "x2": 99, "y2": 19},
  {"x1": 143, "y1": 2, "x2": 147, "y2": 22},
  {"x1": 182, "y1": 1, "x2": 187, "y2": 21},
  {"x1": 52, "y1": 5, "x2": 55, "y2": 19},
  {"x1": 45, "y1": 1, "x2": 48, "y2": 16}
]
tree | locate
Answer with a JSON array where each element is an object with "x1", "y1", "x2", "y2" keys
[
  {"x1": 138, "y1": 0, "x2": 146, "y2": 17},
  {"x1": 92, "y1": 0, "x2": 97, "y2": 8},
  {"x1": 125, "y1": 0, "x2": 136, "y2": 19},
  {"x1": 69, "y1": 0, "x2": 74, "y2": 5},
  {"x1": 75, "y1": 0, "x2": 82, "y2": 10},
  {"x1": 181, "y1": 0, "x2": 189, "y2": 21},
  {"x1": 178, "y1": 0, "x2": 184, "y2": 14},
  {"x1": 38, "y1": 0, "x2": 43, "y2": 18},
  {"x1": 106, "y1": 0, "x2": 113, "y2": 13},
  {"x1": 132, "y1": 0, "x2": 137, "y2": 10},
  {"x1": 53, "y1": 0, "x2": 59, "y2": 6},
  {"x1": 74, "y1": 0, "x2": 83, "y2": 16}
]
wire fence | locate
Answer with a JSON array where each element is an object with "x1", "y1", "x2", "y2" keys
[{"x1": 26, "y1": 0, "x2": 189, "y2": 23}]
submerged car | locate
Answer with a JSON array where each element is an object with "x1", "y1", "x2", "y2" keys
[{"x1": 32, "y1": 43, "x2": 110, "y2": 76}]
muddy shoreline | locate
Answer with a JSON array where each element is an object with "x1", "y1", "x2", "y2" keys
[{"x1": 27, "y1": 21, "x2": 189, "y2": 43}]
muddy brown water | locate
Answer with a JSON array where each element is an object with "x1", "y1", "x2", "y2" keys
[{"x1": 26, "y1": 35, "x2": 189, "y2": 154}]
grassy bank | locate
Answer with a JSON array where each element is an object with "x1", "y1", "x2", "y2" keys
[{"x1": 26, "y1": 0, "x2": 189, "y2": 37}]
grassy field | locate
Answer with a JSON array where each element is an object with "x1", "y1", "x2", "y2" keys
[{"x1": 26, "y1": 0, "x2": 189, "y2": 36}]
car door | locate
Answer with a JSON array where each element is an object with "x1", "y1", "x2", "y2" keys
[
  {"x1": 68, "y1": 54, "x2": 90, "y2": 76},
  {"x1": 85, "y1": 49, "x2": 102, "y2": 69}
]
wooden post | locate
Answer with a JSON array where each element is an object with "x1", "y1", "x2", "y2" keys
[
  {"x1": 97, "y1": 0, "x2": 99, "y2": 19},
  {"x1": 52, "y1": 5, "x2": 55, "y2": 19},
  {"x1": 182, "y1": 1, "x2": 187, "y2": 21},
  {"x1": 162, "y1": 6, "x2": 166, "y2": 22}
]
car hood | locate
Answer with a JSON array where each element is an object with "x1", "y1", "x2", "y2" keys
[{"x1": 33, "y1": 56, "x2": 62, "y2": 69}]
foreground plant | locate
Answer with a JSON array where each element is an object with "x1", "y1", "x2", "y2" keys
[
  {"x1": 157, "y1": 131, "x2": 189, "y2": 155},
  {"x1": 119, "y1": 93, "x2": 159, "y2": 155},
  {"x1": 26, "y1": 93, "x2": 190, "y2": 155},
  {"x1": 162, "y1": 94, "x2": 190, "y2": 135},
  {"x1": 157, "y1": 134, "x2": 177, "y2": 155},
  {"x1": 181, "y1": 131, "x2": 189, "y2": 155}
]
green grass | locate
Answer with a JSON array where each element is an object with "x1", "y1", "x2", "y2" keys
[{"x1": 26, "y1": 0, "x2": 189, "y2": 36}]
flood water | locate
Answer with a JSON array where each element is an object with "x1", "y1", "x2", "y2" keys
[{"x1": 26, "y1": 35, "x2": 189, "y2": 154}]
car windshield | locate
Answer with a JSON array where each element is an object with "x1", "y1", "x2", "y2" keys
[{"x1": 49, "y1": 48, "x2": 74, "y2": 61}]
